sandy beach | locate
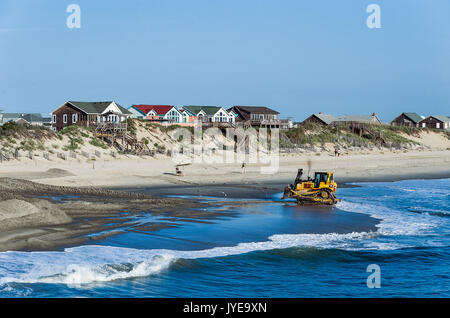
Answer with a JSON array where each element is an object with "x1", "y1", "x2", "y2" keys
[
  {"x1": 0, "y1": 149, "x2": 448, "y2": 252},
  {"x1": 1, "y1": 149, "x2": 449, "y2": 189}
]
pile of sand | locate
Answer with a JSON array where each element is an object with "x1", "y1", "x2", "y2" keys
[
  {"x1": 400, "y1": 131, "x2": 450, "y2": 150},
  {"x1": 0, "y1": 199, "x2": 72, "y2": 232}
]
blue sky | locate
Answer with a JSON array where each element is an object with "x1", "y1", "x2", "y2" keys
[{"x1": 1, "y1": 0, "x2": 449, "y2": 122}]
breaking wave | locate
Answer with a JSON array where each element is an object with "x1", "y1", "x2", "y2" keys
[
  {"x1": 0, "y1": 231, "x2": 389, "y2": 286},
  {"x1": 0, "y1": 210, "x2": 429, "y2": 288},
  {"x1": 0, "y1": 179, "x2": 448, "y2": 288},
  {"x1": 336, "y1": 200, "x2": 441, "y2": 236}
]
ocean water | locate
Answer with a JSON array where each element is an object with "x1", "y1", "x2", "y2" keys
[{"x1": 0, "y1": 178, "x2": 449, "y2": 298}]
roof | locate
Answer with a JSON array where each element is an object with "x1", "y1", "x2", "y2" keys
[
  {"x1": 335, "y1": 115, "x2": 380, "y2": 124},
  {"x1": 22, "y1": 114, "x2": 43, "y2": 122},
  {"x1": 67, "y1": 101, "x2": 131, "y2": 115},
  {"x1": 230, "y1": 106, "x2": 279, "y2": 115},
  {"x1": 313, "y1": 113, "x2": 338, "y2": 125},
  {"x1": 401, "y1": 112, "x2": 423, "y2": 124},
  {"x1": 15, "y1": 118, "x2": 29, "y2": 124},
  {"x1": 2, "y1": 113, "x2": 42, "y2": 119},
  {"x1": 131, "y1": 105, "x2": 175, "y2": 116},
  {"x1": 183, "y1": 106, "x2": 223, "y2": 116},
  {"x1": 1, "y1": 113, "x2": 43, "y2": 123},
  {"x1": 428, "y1": 115, "x2": 450, "y2": 123}
]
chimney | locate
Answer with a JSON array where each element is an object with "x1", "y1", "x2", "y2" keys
[
  {"x1": 372, "y1": 113, "x2": 376, "y2": 116},
  {"x1": 319, "y1": 112, "x2": 323, "y2": 115}
]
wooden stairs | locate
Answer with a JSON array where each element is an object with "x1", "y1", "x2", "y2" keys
[{"x1": 95, "y1": 123, "x2": 151, "y2": 155}]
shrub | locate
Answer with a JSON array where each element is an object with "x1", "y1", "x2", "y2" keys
[
  {"x1": 59, "y1": 125, "x2": 80, "y2": 135},
  {"x1": 20, "y1": 140, "x2": 37, "y2": 152},
  {"x1": 89, "y1": 137, "x2": 109, "y2": 149}
]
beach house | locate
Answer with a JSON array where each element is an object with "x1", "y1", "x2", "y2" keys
[
  {"x1": 51, "y1": 101, "x2": 131, "y2": 132},
  {"x1": 301, "y1": 113, "x2": 339, "y2": 126},
  {"x1": 227, "y1": 106, "x2": 280, "y2": 128},
  {"x1": 302, "y1": 113, "x2": 381, "y2": 126},
  {"x1": 127, "y1": 105, "x2": 184, "y2": 125},
  {"x1": 390, "y1": 113, "x2": 424, "y2": 127},
  {"x1": 0, "y1": 113, "x2": 44, "y2": 126},
  {"x1": 333, "y1": 114, "x2": 382, "y2": 125},
  {"x1": 181, "y1": 106, "x2": 235, "y2": 124},
  {"x1": 418, "y1": 116, "x2": 450, "y2": 130}
]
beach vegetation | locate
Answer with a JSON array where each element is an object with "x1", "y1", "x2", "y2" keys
[
  {"x1": 63, "y1": 136, "x2": 83, "y2": 151},
  {"x1": 20, "y1": 140, "x2": 45, "y2": 152},
  {"x1": 58, "y1": 125, "x2": 80, "y2": 136},
  {"x1": 369, "y1": 125, "x2": 419, "y2": 145},
  {"x1": 89, "y1": 137, "x2": 108, "y2": 149},
  {"x1": 156, "y1": 144, "x2": 166, "y2": 154},
  {"x1": 443, "y1": 131, "x2": 450, "y2": 141},
  {"x1": 126, "y1": 118, "x2": 137, "y2": 136},
  {"x1": 7, "y1": 136, "x2": 16, "y2": 144},
  {"x1": 282, "y1": 123, "x2": 422, "y2": 150}
]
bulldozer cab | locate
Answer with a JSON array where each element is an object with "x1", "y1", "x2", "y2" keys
[{"x1": 314, "y1": 172, "x2": 333, "y2": 189}]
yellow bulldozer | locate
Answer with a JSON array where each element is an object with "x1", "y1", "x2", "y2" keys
[{"x1": 282, "y1": 169, "x2": 339, "y2": 205}]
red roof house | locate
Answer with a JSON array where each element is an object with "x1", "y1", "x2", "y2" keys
[{"x1": 131, "y1": 105, "x2": 175, "y2": 116}]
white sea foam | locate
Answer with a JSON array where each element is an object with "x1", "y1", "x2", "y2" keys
[
  {"x1": 0, "y1": 230, "x2": 405, "y2": 286},
  {"x1": 0, "y1": 180, "x2": 448, "y2": 287},
  {"x1": 336, "y1": 200, "x2": 440, "y2": 236}
]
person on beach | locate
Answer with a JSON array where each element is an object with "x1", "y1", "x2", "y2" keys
[
  {"x1": 334, "y1": 147, "x2": 338, "y2": 157},
  {"x1": 337, "y1": 148, "x2": 341, "y2": 157},
  {"x1": 241, "y1": 161, "x2": 246, "y2": 174}
]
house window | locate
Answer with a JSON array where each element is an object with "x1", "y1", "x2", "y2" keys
[
  {"x1": 217, "y1": 112, "x2": 226, "y2": 122},
  {"x1": 436, "y1": 123, "x2": 440, "y2": 129},
  {"x1": 52, "y1": 115, "x2": 56, "y2": 124},
  {"x1": 72, "y1": 114, "x2": 77, "y2": 123},
  {"x1": 63, "y1": 114, "x2": 68, "y2": 124},
  {"x1": 167, "y1": 110, "x2": 180, "y2": 123},
  {"x1": 422, "y1": 123, "x2": 426, "y2": 128}
]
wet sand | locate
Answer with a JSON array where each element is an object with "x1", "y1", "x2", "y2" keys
[
  {"x1": 118, "y1": 168, "x2": 450, "y2": 200},
  {"x1": 0, "y1": 178, "x2": 212, "y2": 252},
  {"x1": 1, "y1": 164, "x2": 449, "y2": 252},
  {"x1": 0, "y1": 176, "x2": 381, "y2": 253}
]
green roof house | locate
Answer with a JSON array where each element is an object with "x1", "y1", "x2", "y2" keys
[
  {"x1": 391, "y1": 112, "x2": 425, "y2": 127},
  {"x1": 182, "y1": 106, "x2": 235, "y2": 123},
  {"x1": 51, "y1": 101, "x2": 131, "y2": 132}
]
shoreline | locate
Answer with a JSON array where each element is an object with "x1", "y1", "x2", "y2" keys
[
  {"x1": 0, "y1": 150, "x2": 449, "y2": 252},
  {"x1": 0, "y1": 170, "x2": 447, "y2": 253},
  {"x1": 116, "y1": 170, "x2": 450, "y2": 199}
]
